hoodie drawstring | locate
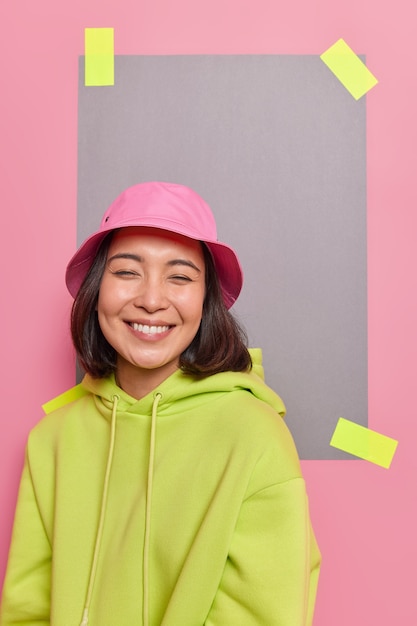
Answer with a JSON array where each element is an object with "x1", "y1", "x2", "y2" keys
[
  {"x1": 79, "y1": 394, "x2": 119, "y2": 626},
  {"x1": 143, "y1": 392, "x2": 162, "y2": 626}
]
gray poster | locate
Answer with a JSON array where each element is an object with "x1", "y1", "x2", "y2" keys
[{"x1": 78, "y1": 55, "x2": 367, "y2": 459}]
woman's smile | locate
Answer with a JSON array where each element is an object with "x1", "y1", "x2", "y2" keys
[
  {"x1": 128, "y1": 322, "x2": 171, "y2": 335},
  {"x1": 125, "y1": 320, "x2": 174, "y2": 342}
]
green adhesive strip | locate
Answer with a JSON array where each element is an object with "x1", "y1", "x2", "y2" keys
[
  {"x1": 42, "y1": 384, "x2": 89, "y2": 414},
  {"x1": 85, "y1": 27, "x2": 114, "y2": 86},
  {"x1": 320, "y1": 38, "x2": 378, "y2": 100},
  {"x1": 330, "y1": 417, "x2": 398, "y2": 468}
]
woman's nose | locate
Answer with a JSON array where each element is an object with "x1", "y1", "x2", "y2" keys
[{"x1": 132, "y1": 279, "x2": 168, "y2": 312}]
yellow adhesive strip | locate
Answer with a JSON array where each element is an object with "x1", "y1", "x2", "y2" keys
[
  {"x1": 320, "y1": 38, "x2": 378, "y2": 100},
  {"x1": 330, "y1": 417, "x2": 398, "y2": 468},
  {"x1": 85, "y1": 28, "x2": 114, "y2": 86},
  {"x1": 42, "y1": 384, "x2": 89, "y2": 414}
]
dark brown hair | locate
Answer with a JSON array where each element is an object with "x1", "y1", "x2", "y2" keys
[{"x1": 71, "y1": 232, "x2": 252, "y2": 378}]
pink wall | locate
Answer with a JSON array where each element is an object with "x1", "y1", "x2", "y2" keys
[{"x1": 1, "y1": 1, "x2": 416, "y2": 623}]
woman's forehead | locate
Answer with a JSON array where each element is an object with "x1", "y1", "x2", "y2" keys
[{"x1": 108, "y1": 226, "x2": 204, "y2": 258}]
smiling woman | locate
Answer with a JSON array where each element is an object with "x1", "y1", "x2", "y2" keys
[{"x1": 0, "y1": 182, "x2": 321, "y2": 626}]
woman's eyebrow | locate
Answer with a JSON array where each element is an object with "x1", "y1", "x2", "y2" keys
[
  {"x1": 166, "y1": 259, "x2": 202, "y2": 272},
  {"x1": 107, "y1": 253, "x2": 201, "y2": 272},
  {"x1": 107, "y1": 253, "x2": 143, "y2": 263}
]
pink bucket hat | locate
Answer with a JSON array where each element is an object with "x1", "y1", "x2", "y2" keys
[{"x1": 66, "y1": 182, "x2": 243, "y2": 308}]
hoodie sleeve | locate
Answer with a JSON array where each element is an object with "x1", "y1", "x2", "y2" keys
[
  {"x1": 204, "y1": 478, "x2": 321, "y2": 626},
  {"x1": 0, "y1": 448, "x2": 51, "y2": 626}
]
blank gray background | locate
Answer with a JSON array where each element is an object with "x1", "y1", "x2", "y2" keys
[{"x1": 78, "y1": 55, "x2": 367, "y2": 459}]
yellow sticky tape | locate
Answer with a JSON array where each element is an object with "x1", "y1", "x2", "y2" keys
[
  {"x1": 85, "y1": 28, "x2": 114, "y2": 86},
  {"x1": 42, "y1": 384, "x2": 89, "y2": 414},
  {"x1": 330, "y1": 417, "x2": 398, "y2": 468},
  {"x1": 320, "y1": 38, "x2": 378, "y2": 100}
]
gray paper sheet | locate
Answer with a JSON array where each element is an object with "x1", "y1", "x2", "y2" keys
[{"x1": 78, "y1": 55, "x2": 367, "y2": 459}]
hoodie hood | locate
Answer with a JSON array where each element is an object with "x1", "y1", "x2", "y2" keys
[{"x1": 81, "y1": 348, "x2": 286, "y2": 421}]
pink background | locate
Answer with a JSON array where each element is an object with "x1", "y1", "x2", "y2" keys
[{"x1": 1, "y1": 0, "x2": 416, "y2": 623}]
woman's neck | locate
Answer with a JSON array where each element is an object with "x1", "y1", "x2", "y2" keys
[{"x1": 115, "y1": 358, "x2": 179, "y2": 400}]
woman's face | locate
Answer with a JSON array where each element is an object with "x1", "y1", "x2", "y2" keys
[{"x1": 97, "y1": 227, "x2": 205, "y2": 395}]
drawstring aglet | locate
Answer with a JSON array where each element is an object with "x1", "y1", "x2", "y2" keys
[{"x1": 80, "y1": 608, "x2": 89, "y2": 626}]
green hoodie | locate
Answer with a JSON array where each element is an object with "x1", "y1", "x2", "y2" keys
[{"x1": 0, "y1": 351, "x2": 320, "y2": 625}]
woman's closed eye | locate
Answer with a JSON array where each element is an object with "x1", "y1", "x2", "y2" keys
[
  {"x1": 169, "y1": 274, "x2": 193, "y2": 283},
  {"x1": 107, "y1": 266, "x2": 195, "y2": 284},
  {"x1": 108, "y1": 265, "x2": 140, "y2": 278}
]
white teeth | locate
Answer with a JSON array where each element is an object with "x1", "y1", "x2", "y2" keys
[{"x1": 131, "y1": 323, "x2": 170, "y2": 334}]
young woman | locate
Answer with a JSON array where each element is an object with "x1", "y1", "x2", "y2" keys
[{"x1": 0, "y1": 182, "x2": 321, "y2": 626}]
